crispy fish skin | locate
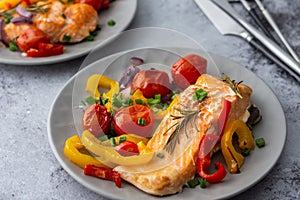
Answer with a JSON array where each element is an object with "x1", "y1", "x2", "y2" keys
[{"x1": 114, "y1": 74, "x2": 252, "y2": 196}]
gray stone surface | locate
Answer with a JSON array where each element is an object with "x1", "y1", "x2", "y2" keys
[{"x1": 0, "y1": 0, "x2": 299, "y2": 199}]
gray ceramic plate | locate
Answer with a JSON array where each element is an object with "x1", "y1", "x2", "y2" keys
[
  {"x1": 0, "y1": 0, "x2": 137, "y2": 65},
  {"x1": 47, "y1": 47, "x2": 286, "y2": 200}
]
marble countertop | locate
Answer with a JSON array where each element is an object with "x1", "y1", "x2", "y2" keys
[{"x1": 0, "y1": 0, "x2": 299, "y2": 199}]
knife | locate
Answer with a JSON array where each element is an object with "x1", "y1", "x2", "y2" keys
[
  {"x1": 210, "y1": 0, "x2": 300, "y2": 80},
  {"x1": 194, "y1": 0, "x2": 300, "y2": 81}
]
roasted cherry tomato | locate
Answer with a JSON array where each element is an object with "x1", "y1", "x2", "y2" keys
[
  {"x1": 82, "y1": 104, "x2": 111, "y2": 137},
  {"x1": 16, "y1": 26, "x2": 50, "y2": 52},
  {"x1": 132, "y1": 70, "x2": 170, "y2": 98},
  {"x1": 75, "y1": 0, "x2": 109, "y2": 11},
  {"x1": 114, "y1": 141, "x2": 139, "y2": 156},
  {"x1": 113, "y1": 104, "x2": 154, "y2": 137},
  {"x1": 171, "y1": 54, "x2": 207, "y2": 90}
]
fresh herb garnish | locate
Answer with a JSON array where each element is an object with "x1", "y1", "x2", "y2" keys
[
  {"x1": 9, "y1": 42, "x2": 17, "y2": 51},
  {"x1": 63, "y1": 35, "x2": 71, "y2": 42},
  {"x1": 255, "y1": 137, "x2": 265, "y2": 148},
  {"x1": 85, "y1": 35, "x2": 94, "y2": 41},
  {"x1": 222, "y1": 75, "x2": 243, "y2": 99},
  {"x1": 157, "y1": 152, "x2": 164, "y2": 158},
  {"x1": 193, "y1": 88, "x2": 207, "y2": 101},
  {"x1": 107, "y1": 19, "x2": 116, "y2": 26},
  {"x1": 163, "y1": 107, "x2": 200, "y2": 154},
  {"x1": 4, "y1": 14, "x2": 12, "y2": 24},
  {"x1": 85, "y1": 96, "x2": 96, "y2": 105},
  {"x1": 137, "y1": 117, "x2": 146, "y2": 126}
]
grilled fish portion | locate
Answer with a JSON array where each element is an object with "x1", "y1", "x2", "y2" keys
[
  {"x1": 114, "y1": 74, "x2": 252, "y2": 196},
  {"x1": 33, "y1": 1, "x2": 98, "y2": 43}
]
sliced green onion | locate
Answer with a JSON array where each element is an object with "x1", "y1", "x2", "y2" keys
[
  {"x1": 9, "y1": 42, "x2": 17, "y2": 51},
  {"x1": 119, "y1": 136, "x2": 126, "y2": 143},
  {"x1": 98, "y1": 135, "x2": 108, "y2": 142},
  {"x1": 200, "y1": 178, "x2": 206, "y2": 188},
  {"x1": 255, "y1": 137, "x2": 265, "y2": 148},
  {"x1": 112, "y1": 95, "x2": 122, "y2": 108},
  {"x1": 187, "y1": 178, "x2": 200, "y2": 188},
  {"x1": 193, "y1": 88, "x2": 208, "y2": 101},
  {"x1": 85, "y1": 96, "x2": 96, "y2": 105},
  {"x1": 171, "y1": 93, "x2": 178, "y2": 100},
  {"x1": 135, "y1": 99, "x2": 143, "y2": 105},
  {"x1": 102, "y1": 98, "x2": 109, "y2": 105},
  {"x1": 137, "y1": 117, "x2": 146, "y2": 126},
  {"x1": 85, "y1": 35, "x2": 94, "y2": 41},
  {"x1": 156, "y1": 152, "x2": 164, "y2": 158},
  {"x1": 4, "y1": 14, "x2": 12, "y2": 24},
  {"x1": 63, "y1": 35, "x2": 71, "y2": 42},
  {"x1": 128, "y1": 98, "x2": 133, "y2": 106},
  {"x1": 147, "y1": 98, "x2": 160, "y2": 106},
  {"x1": 110, "y1": 137, "x2": 116, "y2": 147},
  {"x1": 154, "y1": 94, "x2": 161, "y2": 100},
  {"x1": 242, "y1": 148, "x2": 251, "y2": 156},
  {"x1": 107, "y1": 19, "x2": 116, "y2": 26},
  {"x1": 90, "y1": 30, "x2": 98, "y2": 36}
]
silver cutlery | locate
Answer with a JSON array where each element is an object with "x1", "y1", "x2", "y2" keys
[
  {"x1": 200, "y1": 0, "x2": 300, "y2": 81},
  {"x1": 253, "y1": 0, "x2": 300, "y2": 63}
]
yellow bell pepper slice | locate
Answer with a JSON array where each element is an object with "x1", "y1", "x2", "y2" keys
[
  {"x1": 81, "y1": 130, "x2": 154, "y2": 166},
  {"x1": 101, "y1": 134, "x2": 149, "y2": 146},
  {"x1": 137, "y1": 141, "x2": 153, "y2": 154},
  {"x1": 131, "y1": 89, "x2": 148, "y2": 104},
  {"x1": 221, "y1": 120, "x2": 255, "y2": 173},
  {"x1": 0, "y1": 0, "x2": 20, "y2": 10},
  {"x1": 85, "y1": 74, "x2": 119, "y2": 112},
  {"x1": 63, "y1": 135, "x2": 110, "y2": 169}
]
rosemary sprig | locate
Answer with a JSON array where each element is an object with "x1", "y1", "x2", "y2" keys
[
  {"x1": 222, "y1": 75, "x2": 243, "y2": 99},
  {"x1": 163, "y1": 107, "x2": 200, "y2": 154},
  {"x1": 0, "y1": 2, "x2": 50, "y2": 16}
]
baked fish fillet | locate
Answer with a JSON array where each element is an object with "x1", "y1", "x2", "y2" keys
[{"x1": 114, "y1": 74, "x2": 252, "y2": 196}]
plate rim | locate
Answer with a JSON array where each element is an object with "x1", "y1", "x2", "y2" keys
[{"x1": 47, "y1": 48, "x2": 287, "y2": 200}]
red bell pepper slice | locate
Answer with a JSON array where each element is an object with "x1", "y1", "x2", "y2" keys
[
  {"x1": 197, "y1": 134, "x2": 227, "y2": 184},
  {"x1": 218, "y1": 98, "x2": 231, "y2": 137},
  {"x1": 84, "y1": 165, "x2": 121, "y2": 188},
  {"x1": 114, "y1": 141, "x2": 139, "y2": 157},
  {"x1": 26, "y1": 43, "x2": 64, "y2": 57}
]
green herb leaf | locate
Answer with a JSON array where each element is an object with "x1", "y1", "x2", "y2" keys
[
  {"x1": 193, "y1": 88, "x2": 207, "y2": 101},
  {"x1": 255, "y1": 137, "x2": 265, "y2": 148},
  {"x1": 107, "y1": 19, "x2": 116, "y2": 26},
  {"x1": 156, "y1": 152, "x2": 164, "y2": 158},
  {"x1": 9, "y1": 42, "x2": 17, "y2": 51},
  {"x1": 98, "y1": 135, "x2": 108, "y2": 142},
  {"x1": 222, "y1": 75, "x2": 243, "y2": 99},
  {"x1": 85, "y1": 35, "x2": 94, "y2": 41},
  {"x1": 200, "y1": 178, "x2": 206, "y2": 188},
  {"x1": 63, "y1": 35, "x2": 71, "y2": 42},
  {"x1": 4, "y1": 14, "x2": 12, "y2": 24},
  {"x1": 187, "y1": 178, "x2": 200, "y2": 188}
]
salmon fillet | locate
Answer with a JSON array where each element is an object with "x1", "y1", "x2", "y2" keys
[
  {"x1": 33, "y1": 1, "x2": 98, "y2": 43},
  {"x1": 114, "y1": 74, "x2": 252, "y2": 196}
]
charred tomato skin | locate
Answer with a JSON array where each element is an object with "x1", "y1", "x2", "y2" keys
[
  {"x1": 82, "y1": 104, "x2": 111, "y2": 137},
  {"x1": 132, "y1": 70, "x2": 170, "y2": 98},
  {"x1": 171, "y1": 54, "x2": 207, "y2": 90},
  {"x1": 113, "y1": 104, "x2": 154, "y2": 137}
]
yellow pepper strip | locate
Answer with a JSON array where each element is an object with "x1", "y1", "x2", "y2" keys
[
  {"x1": 0, "y1": 0, "x2": 20, "y2": 10},
  {"x1": 63, "y1": 135, "x2": 110, "y2": 169},
  {"x1": 85, "y1": 74, "x2": 119, "y2": 112},
  {"x1": 221, "y1": 120, "x2": 255, "y2": 174},
  {"x1": 131, "y1": 89, "x2": 148, "y2": 104},
  {"x1": 81, "y1": 130, "x2": 154, "y2": 166},
  {"x1": 137, "y1": 141, "x2": 153, "y2": 154},
  {"x1": 101, "y1": 134, "x2": 149, "y2": 146}
]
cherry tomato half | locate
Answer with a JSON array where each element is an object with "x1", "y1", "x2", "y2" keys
[
  {"x1": 171, "y1": 54, "x2": 207, "y2": 90},
  {"x1": 16, "y1": 26, "x2": 50, "y2": 52},
  {"x1": 114, "y1": 141, "x2": 139, "y2": 156},
  {"x1": 113, "y1": 104, "x2": 154, "y2": 137},
  {"x1": 82, "y1": 104, "x2": 111, "y2": 137},
  {"x1": 132, "y1": 70, "x2": 170, "y2": 98}
]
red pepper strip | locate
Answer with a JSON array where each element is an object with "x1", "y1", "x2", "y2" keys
[
  {"x1": 218, "y1": 99, "x2": 232, "y2": 137},
  {"x1": 197, "y1": 134, "x2": 227, "y2": 184},
  {"x1": 84, "y1": 165, "x2": 121, "y2": 188},
  {"x1": 114, "y1": 141, "x2": 139, "y2": 157},
  {"x1": 26, "y1": 43, "x2": 64, "y2": 57}
]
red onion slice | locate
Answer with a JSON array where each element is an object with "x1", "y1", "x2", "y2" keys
[
  {"x1": 11, "y1": 17, "x2": 33, "y2": 24},
  {"x1": 16, "y1": 5, "x2": 33, "y2": 19},
  {"x1": 0, "y1": 19, "x2": 9, "y2": 47},
  {"x1": 130, "y1": 57, "x2": 144, "y2": 66}
]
